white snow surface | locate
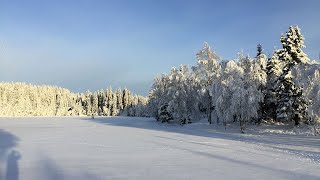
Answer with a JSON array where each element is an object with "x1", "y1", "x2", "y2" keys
[{"x1": 0, "y1": 116, "x2": 320, "y2": 180}]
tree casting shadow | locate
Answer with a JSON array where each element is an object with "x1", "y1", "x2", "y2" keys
[{"x1": 81, "y1": 117, "x2": 320, "y2": 163}]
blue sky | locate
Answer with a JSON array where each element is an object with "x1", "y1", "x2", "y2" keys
[{"x1": 1, "y1": 0, "x2": 319, "y2": 95}]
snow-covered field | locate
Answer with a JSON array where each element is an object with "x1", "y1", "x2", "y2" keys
[{"x1": 0, "y1": 117, "x2": 319, "y2": 180}]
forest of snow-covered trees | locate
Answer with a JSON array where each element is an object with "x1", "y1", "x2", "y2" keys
[
  {"x1": 148, "y1": 26, "x2": 320, "y2": 130},
  {"x1": 0, "y1": 83, "x2": 148, "y2": 117},
  {"x1": 1, "y1": 26, "x2": 319, "y2": 132}
]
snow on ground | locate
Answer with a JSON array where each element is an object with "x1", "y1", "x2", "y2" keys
[{"x1": 0, "y1": 117, "x2": 319, "y2": 180}]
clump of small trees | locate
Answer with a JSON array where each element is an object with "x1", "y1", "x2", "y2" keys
[{"x1": 148, "y1": 26, "x2": 320, "y2": 131}]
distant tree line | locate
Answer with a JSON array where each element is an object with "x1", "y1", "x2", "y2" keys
[{"x1": 0, "y1": 83, "x2": 148, "y2": 117}]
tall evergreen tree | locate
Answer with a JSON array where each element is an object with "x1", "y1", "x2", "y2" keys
[
  {"x1": 264, "y1": 53, "x2": 282, "y2": 120},
  {"x1": 110, "y1": 93, "x2": 118, "y2": 116},
  {"x1": 122, "y1": 88, "x2": 130, "y2": 109},
  {"x1": 274, "y1": 26, "x2": 310, "y2": 125},
  {"x1": 254, "y1": 44, "x2": 267, "y2": 121},
  {"x1": 92, "y1": 91, "x2": 99, "y2": 116},
  {"x1": 116, "y1": 88, "x2": 123, "y2": 111},
  {"x1": 84, "y1": 90, "x2": 92, "y2": 116},
  {"x1": 256, "y1": 44, "x2": 263, "y2": 57},
  {"x1": 98, "y1": 90, "x2": 105, "y2": 115},
  {"x1": 105, "y1": 87, "x2": 112, "y2": 109}
]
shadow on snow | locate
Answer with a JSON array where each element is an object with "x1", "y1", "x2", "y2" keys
[
  {"x1": 0, "y1": 129, "x2": 102, "y2": 180},
  {"x1": 0, "y1": 129, "x2": 20, "y2": 180},
  {"x1": 81, "y1": 116, "x2": 320, "y2": 164}
]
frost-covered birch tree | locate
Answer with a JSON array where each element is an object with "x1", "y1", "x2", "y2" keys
[{"x1": 192, "y1": 42, "x2": 221, "y2": 124}]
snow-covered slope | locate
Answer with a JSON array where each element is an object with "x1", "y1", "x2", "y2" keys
[{"x1": 0, "y1": 117, "x2": 319, "y2": 180}]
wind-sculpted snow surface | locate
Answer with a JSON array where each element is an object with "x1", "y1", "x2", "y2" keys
[{"x1": 0, "y1": 117, "x2": 319, "y2": 180}]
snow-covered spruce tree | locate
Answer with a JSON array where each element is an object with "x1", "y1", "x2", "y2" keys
[
  {"x1": 55, "y1": 90, "x2": 62, "y2": 116},
  {"x1": 274, "y1": 26, "x2": 310, "y2": 125},
  {"x1": 192, "y1": 42, "x2": 221, "y2": 124},
  {"x1": 107, "y1": 87, "x2": 113, "y2": 108},
  {"x1": 116, "y1": 88, "x2": 123, "y2": 112},
  {"x1": 122, "y1": 88, "x2": 130, "y2": 112},
  {"x1": 73, "y1": 93, "x2": 84, "y2": 115},
  {"x1": 104, "y1": 88, "x2": 113, "y2": 116},
  {"x1": 91, "y1": 91, "x2": 99, "y2": 116},
  {"x1": 84, "y1": 90, "x2": 92, "y2": 116},
  {"x1": 101, "y1": 89, "x2": 109, "y2": 116},
  {"x1": 264, "y1": 52, "x2": 283, "y2": 121},
  {"x1": 97, "y1": 90, "x2": 105, "y2": 115},
  {"x1": 253, "y1": 44, "x2": 267, "y2": 122},
  {"x1": 257, "y1": 44, "x2": 263, "y2": 57},
  {"x1": 110, "y1": 93, "x2": 119, "y2": 116},
  {"x1": 254, "y1": 45, "x2": 267, "y2": 87},
  {"x1": 79, "y1": 93, "x2": 86, "y2": 115}
]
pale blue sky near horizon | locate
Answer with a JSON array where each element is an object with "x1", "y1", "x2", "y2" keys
[{"x1": 1, "y1": 0, "x2": 319, "y2": 95}]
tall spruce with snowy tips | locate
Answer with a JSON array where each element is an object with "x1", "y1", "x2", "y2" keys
[
  {"x1": 257, "y1": 44, "x2": 263, "y2": 57},
  {"x1": 116, "y1": 88, "x2": 123, "y2": 111},
  {"x1": 192, "y1": 42, "x2": 221, "y2": 124},
  {"x1": 98, "y1": 90, "x2": 105, "y2": 115},
  {"x1": 92, "y1": 91, "x2": 99, "y2": 116},
  {"x1": 275, "y1": 25, "x2": 310, "y2": 125},
  {"x1": 84, "y1": 90, "x2": 92, "y2": 116},
  {"x1": 264, "y1": 52, "x2": 282, "y2": 120},
  {"x1": 122, "y1": 88, "x2": 130, "y2": 109},
  {"x1": 110, "y1": 93, "x2": 118, "y2": 116},
  {"x1": 254, "y1": 44, "x2": 267, "y2": 122}
]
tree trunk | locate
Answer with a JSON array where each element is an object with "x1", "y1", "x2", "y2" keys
[
  {"x1": 294, "y1": 114, "x2": 299, "y2": 126},
  {"x1": 208, "y1": 93, "x2": 212, "y2": 124},
  {"x1": 208, "y1": 109, "x2": 212, "y2": 124}
]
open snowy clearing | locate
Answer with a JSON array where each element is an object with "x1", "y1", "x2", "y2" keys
[{"x1": 0, "y1": 117, "x2": 320, "y2": 180}]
